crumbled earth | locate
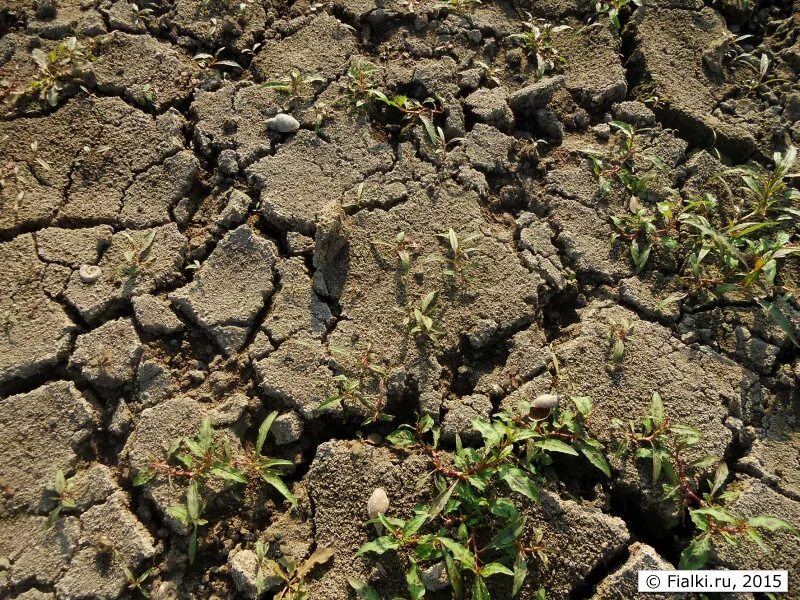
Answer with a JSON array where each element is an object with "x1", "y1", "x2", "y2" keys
[{"x1": 1, "y1": 0, "x2": 800, "y2": 598}]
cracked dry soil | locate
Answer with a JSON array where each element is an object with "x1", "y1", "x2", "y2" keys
[{"x1": 1, "y1": 0, "x2": 800, "y2": 597}]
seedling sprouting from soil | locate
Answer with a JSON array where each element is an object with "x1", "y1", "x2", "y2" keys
[
  {"x1": 433, "y1": 0, "x2": 481, "y2": 14},
  {"x1": 606, "y1": 317, "x2": 634, "y2": 368},
  {"x1": 594, "y1": 0, "x2": 641, "y2": 30},
  {"x1": 261, "y1": 547, "x2": 335, "y2": 600},
  {"x1": 193, "y1": 48, "x2": 243, "y2": 75},
  {"x1": 420, "y1": 117, "x2": 463, "y2": 163},
  {"x1": 45, "y1": 470, "x2": 76, "y2": 529},
  {"x1": 25, "y1": 37, "x2": 94, "y2": 107},
  {"x1": 608, "y1": 144, "x2": 800, "y2": 343},
  {"x1": 263, "y1": 70, "x2": 325, "y2": 101},
  {"x1": 123, "y1": 566, "x2": 154, "y2": 598},
  {"x1": 119, "y1": 230, "x2": 157, "y2": 279},
  {"x1": 318, "y1": 343, "x2": 393, "y2": 424},
  {"x1": 356, "y1": 398, "x2": 609, "y2": 599},
  {"x1": 134, "y1": 415, "x2": 295, "y2": 563},
  {"x1": 167, "y1": 480, "x2": 208, "y2": 564},
  {"x1": 402, "y1": 291, "x2": 443, "y2": 344},
  {"x1": 737, "y1": 53, "x2": 786, "y2": 96},
  {"x1": 428, "y1": 228, "x2": 481, "y2": 283},
  {"x1": 508, "y1": 18, "x2": 571, "y2": 79},
  {"x1": 344, "y1": 60, "x2": 380, "y2": 108},
  {"x1": 585, "y1": 121, "x2": 664, "y2": 208},
  {"x1": 475, "y1": 61, "x2": 501, "y2": 87},
  {"x1": 373, "y1": 231, "x2": 418, "y2": 274},
  {"x1": 615, "y1": 392, "x2": 800, "y2": 568}
]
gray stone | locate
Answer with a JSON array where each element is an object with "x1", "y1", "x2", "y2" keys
[
  {"x1": 34, "y1": 225, "x2": 113, "y2": 268},
  {"x1": 2, "y1": 515, "x2": 80, "y2": 588},
  {"x1": 0, "y1": 381, "x2": 96, "y2": 512},
  {"x1": 286, "y1": 231, "x2": 315, "y2": 255},
  {"x1": 229, "y1": 549, "x2": 281, "y2": 598},
  {"x1": 441, "y1": 394, "x2": 492, "y2": 444},
  {"x1": 132, "y1": 294, "x2": 184, "y2": 336},
  {"x1": 170, "y1": 225, "x2": 276, "y2": 354},
  {"x1": 217, "y1": 189, "x2": 251, "y2": 229},
  {"x1": 612, "y1": 101, "x2": 657, "y2": 127},
  {"x1": 462, "y1": 123, "x2": 515, "y2": 175},
  {"x1": 507, "y1": 76, "x2": 564, "y2": 115},
  {"x1": 591, "y1": 543, "x2": 682, "y2": 600},
  {"x1": 464, "y1": 87, "x2": 515, "y2": 132},
  {"x1": 267, "y1": 113, "x2": 301, "y2": 133},
  {"x1": 272, "y1": 411, "x2": 305, "y2": 445},
  {"x1": 218, "y1": 149, "x2": 240, "y2": 176},
  {"x1": 69, "y1": 317, "x2": 143, "y2": 389}
]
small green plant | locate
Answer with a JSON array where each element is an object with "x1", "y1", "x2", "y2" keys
[
  {"x1": 420, "y1": 117, "x2": 464, "y2": 163},
  {"x1": 736, "y1": 53, "x2": 786, "y2": 96},
  {"x1": 26, "y1": 37, "x2": 94, "y2": 106},
  {"x1": 193, "y1": 48, "x2": 243, "y2": 75},
  {"x1": 118, "y1": 230, "x2": 157, "y2": 279},
  {"x1": 616, "y1": 393, "x2": 799, "y2": 568},
  {"x1": 344, "y1": 60, "x2": 381, "y2": 108},
  {"x1": 123, "y1": 565, "x2": 154, "y2": 598},
  {"x1": 607, "y1": 144, "x2": 800, "y2": 343},
  {"x1": 586, "y1": 121, "x2": 663, "y2": 200},
  {"x1": 263, "y1": 547, "x2": 336, "y2": 600},
  {"x1": 373, "y1": 231, "x2": 418, "y2": 274},
  {"x1": 45, "y1": 470, "x2": 76, "y2": 529},
  {"x1": 318, "y1": 343, "x2": 392, "y2": 424},
  {"x1": 508, "y1": 19, "x2": 571, "y2": 79},
  {"x1": 402, "y1": 291, "x2": 443, "y2": 344},
  {"x1": 129, "y1": 4, "x2": 154, "y2": 26},
  {"x1": 427, "y1": 228, "x2": 481, "y2": 283},
  {"x1": 134, "y1": 415, "x2": 295, "y2": 563},
  {"x1": 355, "y1": 397, "x2": 608, "y2": 599},
  {"x1": 594, "y1": 0, "x2": 641, "y2": 30},
  {"x1": 607, "y1": 317, "x2": 634, "y2": 368},
  {"x1": 433, "y1": 0, "x2": 481, "y2": 14},
  {"x1": 263, "y1": 70, "x2": 324, "y2": 101}
]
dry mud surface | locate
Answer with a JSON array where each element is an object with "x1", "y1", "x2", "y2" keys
[{"x1": 1, "y1": 0, "x2": 800, "y2": 597}]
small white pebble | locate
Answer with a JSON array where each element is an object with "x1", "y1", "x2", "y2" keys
[
  {"x1": 79, "y1": 264, "x2": 102, "y2": 283},
  {"x1": 266, "y1": 113, "x2": 300, "y2": 133}
]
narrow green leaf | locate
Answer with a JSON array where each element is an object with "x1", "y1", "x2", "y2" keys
[{"x1": 256, "y1": 411, "x2": 278, "y2": 456}]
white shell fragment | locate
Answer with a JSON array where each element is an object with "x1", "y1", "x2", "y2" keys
[
  {"x1": 266, "y1": 113, "x2": 301, "y2": 133},
  {"x1": 531, "y1": 393, "x2": 561, "y2": 410},
  {"x1": 367, "y1": 487, "x2": 390, "y2": 519},
  {"x1": 79, "y1": 264, "x2": 102, "y2": 283}
]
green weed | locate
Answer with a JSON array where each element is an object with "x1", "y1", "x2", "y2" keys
[
  {"x1": 402, "y1": 291, "x2": 443, "y2": 344},
  {"x1": 615, "y1": 392, "x2": 799, "y2": 568},
  {"x1": 263, "y1": 546, "x2": 336, "y2": 600},
  {"x1": 354, "y1": 397, "x2": 608, "y2": 599},
  {"x1": 427, "y1": 228, "x2": 481, "y2": 283},
  {"x1": 373, "y1": 230, "x2": 418, "y2": 275},
  {"x1": 45, "y1": 470, "x2": 76, "y2": 529},
  {"x1": 508, "y1": 19, "x2": 571, "y2": 79},
  {"x1": 26, "y1": 37, "x2": 94, "y2": 107}
]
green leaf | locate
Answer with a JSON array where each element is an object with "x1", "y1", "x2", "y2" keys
[
  {"x1": 652, "y1": 448, "x2": 663, "y2": 484},
  {"x1": 406, "y1": 562, "x2": 425, "y2": 600},
  {"x1": 45, "y1": 506, "x2": 61, "y2": 530},
  {"x1": 438, "y1": 537, "x2": 476, "y2": 572},
  {"x1": 188, "y1": 527, "x2": 198, "y2": 564},
  {"x1": 357, "y1": 536, "x2": 400, "y2": 556},
  {"x1": 512, "y1": 552, "x2": 528, "y2": 596},
  {"x1": 54, "y1": 470, "x2": 66, "y2": 494},
  {"x1": 261, "y1": 473, "x2": 297, "y2": 506},
  {"x1": 186, "y1": 481, "x2": 201, "y2": 522},
  {"x1": 347, "y1": 577, "x2": 382, "y2": 600},
  {"x1": 498, "y1": 465, "x2": 539, "y2": 502},
  {"x1": 472, "y1": 418, "x2": 503, "y2": 450},
  {"x1": 256, "y1": 411, "x2": 278, "y2": 455},
  {"x1": 472, "y1": 575, "x2": 490, "y2": 600},
  {"x1": 579, "y1": 442, "x2": 611, "y2": 477},
  {"x1": 426, "y1": 481, "x2": 457, "y2": 523},
  {"x1": 572, "y1": 396, "x2": 592, "y2": 417},
  {"x1": 649, "y1": 392, "x2": 665, "y2": 427},
  {"x1": 132, "y1": 469, "x2": 154, "y2": 487},
  {"x1": 747, "y1": 515, "x2": 799, "y2": 535},
  {"x1": 679, "y1": 535, "x2": 711, "y2": 569},
  {"x1": 296, "y1": 547, "x2": 335, "y2": 579},
  {"x1": 386, "y1": 428, "x2": 417, "y2": 448},
  {"x1": 443, "y1": 549, "x2": 464, "y2": 599},
  {"x1": 210, "y1": 465, "x2": 247, "y2": 484},
  {"x1": 166, "y1": 504, "x2": 188, "y2": 524},
  {"x1": 480, "y1": 563, "x2": 514, "y2": 578},
  {"x1": 534, "y1": 438, "x2": 579, "y2": 456}
]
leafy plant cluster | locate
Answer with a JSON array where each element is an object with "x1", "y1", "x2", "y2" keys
[
  {"x1": 593, "y1": 0, "x2": 641, "y2": 31},
  {"x1": 22, "y1": 37, "x2": 94, "y2": 107},
  {"x1": 508, "y1": 18, "x2": 571, "y2": 80},
  {"x1": 604, "y1": 136, "x2": 800, "y2": 342},
  {"x1": 253, "y1": 541, "x2": 335, "y2": 600},
  {"x1": 133, "y1": 414, "x2": 296, "y2": 564},
  {"x1": 616, "y1": 393, "x2": 799, "y2": 569},
  {"x1": 349, "y1": 396, "x2": 610, "y2": 600}
]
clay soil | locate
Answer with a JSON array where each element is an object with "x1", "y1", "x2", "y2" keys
[{"x1": 1, "y1": 0, "x2": 800, "y2": 597}]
